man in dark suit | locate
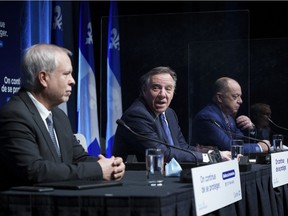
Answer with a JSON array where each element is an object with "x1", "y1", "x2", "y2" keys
[
  {"x1": 250, "y1": 103, "x2": 272, "y2": 140},
  {"x1": 191, "y1": 77, "x2": 270, "y2": 153},
  {"x1": 0, "y1": 44, "x2": 125, "y2": 188},
  {"x1": 113, "y1": 66, "x2": 231, "y2": 163}
]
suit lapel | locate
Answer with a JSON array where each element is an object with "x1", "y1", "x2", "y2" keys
[
  {"x1": 228, "y1": 115, "x2": 236, "y2": 132},
  {"x1": 18, "y1": 90, "x2": 62, "y2": 162},
  {"x1": 33, "y1": 114, "x2": 62, "y2": 162},
  {"x1": 155, "y1": 115, "x2": 167, "y2": 143},
  {"x1": 52, "y1": 112, "x2": 68, "y2": 162}
]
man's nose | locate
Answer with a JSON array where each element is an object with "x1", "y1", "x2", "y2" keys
[
  {"x1": 69, "y1": 77, "x2": 76, "y2": 86},
  {"x1": 238, "y1": 97, "x2": 243, "y2": 104},
  {"x1": 158, "y1": 88, "x2": 166, "y2": 96}
]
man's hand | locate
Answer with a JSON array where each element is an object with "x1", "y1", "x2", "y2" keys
[
  {"x1": 98, "y1": 154, "x2": 125, "y2": 181},
  {"x1": 236, "y1": 115, "x2": 255, "y2": 131},
  {"x1": 112, "y1": 157, "x2": 125, "y2": 180},
  {"x1": 258, "y1": 140, "x2": 271, "y2": 153},
  {"x1": 220, "y1": 151, "x2": 231, "y2": 161}
]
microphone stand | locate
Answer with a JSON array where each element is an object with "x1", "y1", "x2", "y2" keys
[
  {"x1": 267, "y1": 116, "x2": 288, "y2": 131},
  {"x1": 209, "y1": 118, "x2": 270, "y2": 165},
  {"x1": 116, "y1": 119, "x2": 211, "y2": 182},
  {"x1": 116, "y1": 119, "x2": 199, "y2": 166},
  {"x1": 209, "y1": 119, "x2": 270, "y2": 153}
]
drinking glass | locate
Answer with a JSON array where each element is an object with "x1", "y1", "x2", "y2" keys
[
  {"x1": 231, "y1": 139, "x2": 244, "y2": 160},
  {"x1": 273, "y1": 134, "x2": 283, "y2": 152},
  {"x1": 145, "y1": 148, "x2": 164, "y2": 186}
]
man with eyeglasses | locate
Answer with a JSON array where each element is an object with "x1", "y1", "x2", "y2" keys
[
  {"x1": 113, "y1": 67, "x2": 231, "y2": 163},
  {"x1": 191, "y1": 77, "x2": 270, "y2": 153}
]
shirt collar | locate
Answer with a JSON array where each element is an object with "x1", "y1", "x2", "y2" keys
[{"x1": 27, "y1": 91, "x2": 51, "y2": 120}]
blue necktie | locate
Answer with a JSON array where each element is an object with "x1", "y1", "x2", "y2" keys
[
  {"x1": 224, "y1": 115, "x2": 233, "y2": 138},
  {"x1": 46, "y1": 114, "x2": 61, "y2": 158},
  {"x1": 160, "y1": 113, "x2": 174, "y2": 146}
]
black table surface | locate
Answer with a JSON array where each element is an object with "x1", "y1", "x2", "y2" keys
[{"x1": 0, "y1": 163, "x2": 287, "y2": 216}]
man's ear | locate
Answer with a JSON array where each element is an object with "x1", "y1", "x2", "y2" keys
[
  {"x1": 38, "y1": 71, "x2": 48, "y2": 87},
  {"x1": 216, "y1": 93, "x2": 223, "y2": 104}
]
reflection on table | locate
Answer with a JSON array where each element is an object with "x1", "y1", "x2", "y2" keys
[{"x1": 0, "y1": 164, "x2": 287, "y2": 216}]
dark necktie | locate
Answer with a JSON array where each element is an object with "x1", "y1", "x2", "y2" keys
[
  {"x1": 160, "y1": 113, "x2": 174, "y2": 146},
  {"x1": 46, "y1": 114, "x2": 61, "y2": 157},
  {"x1": 224, "y1": 115, "x2": 233, "y2": 138}
]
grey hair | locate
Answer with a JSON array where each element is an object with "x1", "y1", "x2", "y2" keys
[
  {"x1": 20, "y1": 43, "x2": 72, "y2": 91},
  {"x1": 139, "y1": 66, "x2": 177, "y2": 96}
]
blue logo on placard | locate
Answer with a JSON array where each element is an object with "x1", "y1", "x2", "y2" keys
[{"x1": 222, "y1": 170, "x2": 235, "y2": 180}]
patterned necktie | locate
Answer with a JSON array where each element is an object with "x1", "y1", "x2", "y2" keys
[
  {"x1": 160, "y1": 113, "x2": 174, "y2": 146},
  {"x1": 46, "y1": 114, "x2": 61, "y2": 157},
  {"x1": 224, "y1": 115, "x2": 233, "y2": 138}
]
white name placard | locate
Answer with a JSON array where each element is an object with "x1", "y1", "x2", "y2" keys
[
  {"x1": 191, "y1": 160, "x2": 242, "y2": 216},
  {"x1": 271, "y1": 151, "x2": 288, "y2": 188}
]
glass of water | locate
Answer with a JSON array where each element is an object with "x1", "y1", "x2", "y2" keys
[
  {"x1": 231, "y1": 139, "x2": 244, "y2": 160},
  {"x1": 145, "y1": 148, "x2": 164, "y2": 186},
  {"x1": 273, "y1": 134, "x2": 283, "y2": 152}
]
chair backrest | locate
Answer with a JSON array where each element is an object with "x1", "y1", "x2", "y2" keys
[{"x1": 74, "y1": 133, "x2": 87, "y2": 152}]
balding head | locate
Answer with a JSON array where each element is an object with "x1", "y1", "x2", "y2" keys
[
  {"x1": 213, "y1": 77, "x2": 243, "y2": 115},
  {"x1": 213, "y1": 77, "x2": 240, "y2": 99}
]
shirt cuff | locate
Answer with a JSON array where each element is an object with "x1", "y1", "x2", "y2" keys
[
  {"x1": 202, "y1": 153, "x2": 210, "y2": 163},
  {"x1": 257, "y1": 144, "x2": 263, "y2": 152}
]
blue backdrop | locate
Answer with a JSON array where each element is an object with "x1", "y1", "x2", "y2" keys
[{"x1": 0, "y1": 2, "x2": 23, "y2": 107}]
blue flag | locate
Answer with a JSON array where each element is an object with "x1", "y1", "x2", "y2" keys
[
  {"x1": 51, "y1": 0, "x2": 68, "y2": 115},
  {"x1": 21, "y1": 1, "x2": 51, "y2": 50},
  {"x1": 51, "y1": 1, "x2": 63, "y2": 45},
  {"x1": 106, "y1": 1, "x2": 122, "y2": 158},
  {"x1": 77, "y1": 1, "x2": 101, "y2": 156}
]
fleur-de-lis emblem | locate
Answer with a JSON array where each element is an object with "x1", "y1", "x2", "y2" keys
[
  {"x1": 109, "y1": 28, "x2": 120, "y2": 51},
  {"x1": 53, "y1": 5, "x2": 62, "y2": 31},
  {"x1": 85, "y1": 22, "x2": 93, "y2": 45}
]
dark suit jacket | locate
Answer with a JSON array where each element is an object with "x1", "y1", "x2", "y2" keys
[
  {"x1": 113, "y1": 97, "x2": 203, "y2": 162},
  {"x1": 0, "y1": 89, "x2": 102, "y2": 187},
  {"x1": 191, "y1": 102, "x2": 262, "y2": 153}
]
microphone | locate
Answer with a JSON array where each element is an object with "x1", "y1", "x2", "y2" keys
[
  {"x1": 116, "y1": 119, "x2": 200, "y2": 165},
  {"x1": 208, "y1": 118, "x2": 270, "y2": 153},
  {"x1": 265, "y1": 115, "x2": 288, "y2": 131}
]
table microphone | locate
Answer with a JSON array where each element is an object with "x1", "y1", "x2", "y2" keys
[
  {"x1": 116, "y1": 119, "x2": 199, "y2": 166},
  {"x1": 208, "y1": 118, "x2": 270, "y2": 153},
  {"x1": 265, "y1": 115, "x2": 288, "y2": 131}
]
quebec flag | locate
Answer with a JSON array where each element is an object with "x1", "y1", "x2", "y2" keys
[
  {"x1": 51, "y1": 0, "x2": 68, "y2": 115},
  {"x1": 77, "y1": 1, "x2": 100, "y2": 156},
  {"x1": 21, "y1": 1, "x2": 51, "y2": 50},
  {"x1": 106, "y1": 1, "x2": 122, "y2": 158},
  {"x1": 51, "y1": 1, "x2": 63, "y2": 46}
]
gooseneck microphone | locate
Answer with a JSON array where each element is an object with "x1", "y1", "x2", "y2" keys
[
  {"x1": 208, "y1": 118, "x2": 270, "y2": 153},
  {"x1": 116, "y1": 119, "x2": 199, "y2": 165},
  {"x1": 265, "y1": 115, "x2": 288, "y2": 131}
]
